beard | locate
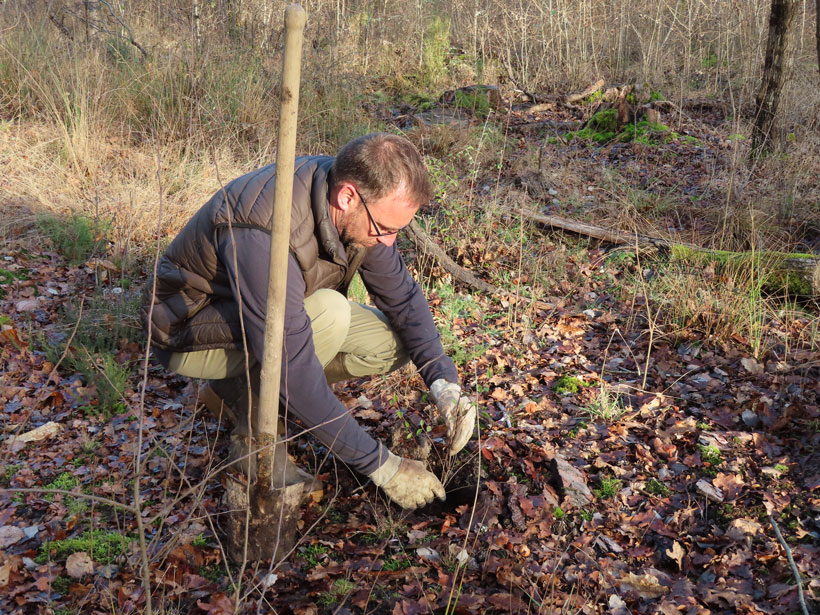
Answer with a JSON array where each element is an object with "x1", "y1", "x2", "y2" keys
[{"x1": 337, "y1": 206, "x2": 376, "y2": 249}]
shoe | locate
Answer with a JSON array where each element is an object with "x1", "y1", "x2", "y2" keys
[{"x1": 228, "y1": 434, "x2": 323, "y2": 501}]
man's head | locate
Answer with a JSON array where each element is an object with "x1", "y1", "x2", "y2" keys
[{"x1": 329, "y1": 133, "x2": 433, "y2": 248}]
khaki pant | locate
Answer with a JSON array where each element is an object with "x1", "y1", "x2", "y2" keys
[{"x1": 158, "y1": 288, "x2": 409, "y2": 394}]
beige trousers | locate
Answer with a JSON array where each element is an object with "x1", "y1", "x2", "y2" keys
[{"x1": 161, "y1": 288, "x2": 409, "y2": 382}]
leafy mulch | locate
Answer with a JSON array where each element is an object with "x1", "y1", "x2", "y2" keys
[{"x1": 0, "y1": 232, "x2": 818, "y2": 615}]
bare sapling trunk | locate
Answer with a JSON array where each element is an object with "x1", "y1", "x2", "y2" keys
[
  {"x1": 751, "y1": 0, "x2": 797, "y2": 156},
  {"x1": 816, "y1": 0, "x2": 820, "y2": 75},
  {"x1": 224, "y1": 3, "x2": 308, "y2": 564}
]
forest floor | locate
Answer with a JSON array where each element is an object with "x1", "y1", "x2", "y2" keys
[{"x1": 0, "y1": 92, "x2": 819, "y2": 615}]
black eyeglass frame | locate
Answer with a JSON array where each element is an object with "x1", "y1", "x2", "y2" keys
[{"x1": 355, "y1": 188, "x2": 401, "y2": 237}]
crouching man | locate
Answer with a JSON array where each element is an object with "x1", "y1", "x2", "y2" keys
[{"x1": 141, "y1": 133, "x2": 477, "y2": 509}]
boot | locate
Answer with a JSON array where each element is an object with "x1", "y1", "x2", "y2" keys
[
  {"x1": 228, "y1": 430, "x2": 322, "y2": 499},
  {"x1": 200, "y1": 376, "x2": 244, "y2": 427},
  {"x1": 324, "y1": 352, "x2": 353, "y2": 385}
]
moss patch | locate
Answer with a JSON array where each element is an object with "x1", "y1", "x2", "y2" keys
[
  {"x1": 554, "y1": 375, "x2": 587, "y2": 395},
  {"x1": 38, "y1": 530, "x2": 133, "y2": 564}
]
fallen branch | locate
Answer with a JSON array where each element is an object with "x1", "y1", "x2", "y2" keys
[
  {"x1": 565, "y1": 78, "x2": 605, "y2": 104},
  {"x1": 506, "y1": 208, "x2": 820, "y2": 296},
  {"x1": 406, "y1": 220, "x2": 498, "y2": 294},
  {"x1": 767, "y1": 512, "x2": 810, "y2": 615}
]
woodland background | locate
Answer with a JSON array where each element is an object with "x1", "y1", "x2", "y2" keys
[{"x1": 0, "y1": 1, "x2": 818, "y2": 614}]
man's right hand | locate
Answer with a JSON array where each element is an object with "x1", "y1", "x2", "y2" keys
[{"x1": 369, "y1": 452, "x2": 446, "y2": 509}]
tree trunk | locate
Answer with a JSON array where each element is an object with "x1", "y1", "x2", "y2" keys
[
  {"x1": 816, "y1": 0, "x2": 820, "y2": 75},
  {"x1": 751, "y1": 0, "x2": 797, "y2": 156}
]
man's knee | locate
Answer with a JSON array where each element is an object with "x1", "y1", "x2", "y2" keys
[{"x1": 304, "y1": 289, "x2": 351, "y2": 366}]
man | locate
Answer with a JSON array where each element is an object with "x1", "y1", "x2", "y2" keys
[{"x1": 142, "y1": 133, "x2": 477, "y2": 509}]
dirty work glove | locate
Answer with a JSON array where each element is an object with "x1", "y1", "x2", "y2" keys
[
  {"x1": 369, "y1": 451, "x2": 446, "y2": 509},
  {"x1": 430, "y1": 379, "x2": 477, "y2": 456}
]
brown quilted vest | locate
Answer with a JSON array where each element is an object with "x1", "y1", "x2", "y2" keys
[{"x1": 141, "y1": 156, "x2": 367, "y2": 353}]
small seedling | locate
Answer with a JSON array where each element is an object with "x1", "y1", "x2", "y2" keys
[{"x1": 595, "y1": 477, "x2": 622, "y2": 499}]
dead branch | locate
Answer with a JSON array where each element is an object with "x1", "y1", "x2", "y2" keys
[
  {"x1": 767, "y1": 512, "x2": 810, "y2": 615},
  {"x1": 507, "y1": 208, "x2": 820, "y2": 295},
  {"x1": 565, "y1": 78, "x2": 605, "y2": 104},
  {"x1": 406, "y1": 220, "x2": 498, "y2": 294}
]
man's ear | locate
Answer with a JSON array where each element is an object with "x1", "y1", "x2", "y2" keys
[{"x1": 334, "y1": 182, "x2": 357, "y2": 213}]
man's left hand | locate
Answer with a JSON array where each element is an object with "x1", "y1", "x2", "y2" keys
[{"x1": 430, "y1": 379, "x2": 476, "y2": 455}]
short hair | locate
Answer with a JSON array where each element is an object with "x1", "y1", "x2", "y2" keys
[{"x1": 331, "y1": 133, "x2": 434, "y2": 206}]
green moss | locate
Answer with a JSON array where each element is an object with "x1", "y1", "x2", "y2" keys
[
  {"x1": 38, "y1": 530, "x2": 132, "y2": 564},
  {"x1": 554, "y1": 375, "x2": 586, "y2": 395},
  {"x1": 454, "y1": 88, "x2": 491, "y2": 118},
  {"x1": 646, "y1": 478, "x2": 671, "y2": 497}
]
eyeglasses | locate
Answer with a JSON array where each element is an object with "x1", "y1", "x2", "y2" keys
[{"x1": 356, "y1": 188, "x2": 400, "y2": 237}]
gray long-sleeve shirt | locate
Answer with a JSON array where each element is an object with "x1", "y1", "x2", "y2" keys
[{"x1": 216, "y1": 226, "x2": 458, "y2": 475}]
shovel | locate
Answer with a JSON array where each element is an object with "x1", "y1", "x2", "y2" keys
[{"x1": 223, "y1": 3, "x2": 312, "y2": 564}]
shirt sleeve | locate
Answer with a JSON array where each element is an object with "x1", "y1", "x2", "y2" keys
[
  {"x1": 358, "y1": 242, "x2": 459, "y2": 387},
  {"x1": 216, "y1": 227, "x2": 388, "y2": 475}
]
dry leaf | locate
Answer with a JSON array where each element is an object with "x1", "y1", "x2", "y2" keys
[
  {"x1": 0, "y1": 562, "x2": 12, "y2": 587},
  {"x1": 740, "y1": 357, "x2": 763, "y2": 374},
  {"x1": 665, "y1": 540, "x2": 685, "y2": 570},
  {"x1": 66, "y1": 551, "x2": 94, "y2": 578},
  {"x1": 620, "y1": 572, "x2": 668, "y2": 599},
  {"x1": 695, "y1": 479, "x2": 724, "y2": 502},
  {"x1": 0, "y1": 526, "x2": 25, "y2": 548}
]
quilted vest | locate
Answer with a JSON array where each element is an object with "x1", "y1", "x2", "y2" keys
[{"x1": 142, "y1": 156, "x2": 367, "y2": 352}]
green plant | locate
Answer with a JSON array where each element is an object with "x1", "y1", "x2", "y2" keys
[
  {"x1": 698, "y1": 444, "x2": 723, "y2": 476},
  {"x1": 595, "y1": 477, "x2": 622, "y2": 499},
  {"x1": 645, "y1": 478, "x2": 671, "y2": 497},
  {"x1": 584, "y1": 385, "x2": 625, "y2": 422},
  {"x1": 774, "y1": 463, "x2": 788, "y2": 474},
  {"x1": 298, "y1": 543, "x2": 330, "y2": 568},
  {"x1": 579, "y1": 509, "x2": 593, "y2": 521},
  {"x1": 1, "y1": 463, "x2": 23, "y2": 486},
  {"x1": 454, "y1": 89, "x2": 491, "y2": 118},
  {"x1": 318, "y1": 578, "x2": 356, "y2": 607},
  {"x1": 191, "y1": 533, "x2": 209, "y2": 547},
  {"x1": 52, "y1": 576, "x2": 72, "y2": 595},
  {"x1": 554, "y1": 375, "x2": 586, "y2": 395},
  {"x1": 553, "y1": 506, "x2": 565, "y2": 520},
  {"x1": 38, "y1": 530, "x2": 132, "y2": 564},
  {"x1": 0, "y1": 268, "x2": 29, "y2": 298},
  {"x1": 382, "y1": 556, "x2": 412, "y2": 571},
  {"x1": 44, "y1": 472, "x2": 80, "y2": 500},
  {"x1": 37, "y1": 213, "x2": 106, "y2": 265},
  {"x1": 421, "y1": 16, "x2": 450, "y2": 88}
]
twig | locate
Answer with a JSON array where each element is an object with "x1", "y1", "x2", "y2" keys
[
  {"x1": 767, "y1": 512, "x2": 810, "y2": 615},
  {"x1": 0, "y1": 488, "x2": 138, "y2": 514}
]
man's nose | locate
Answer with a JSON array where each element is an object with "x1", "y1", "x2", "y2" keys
[{"x1": 376, "y1": 233, "x2": 397, "y2": 247}]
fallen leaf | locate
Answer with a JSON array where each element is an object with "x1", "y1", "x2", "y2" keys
[
  {"x1": 608, "y1": 594, "x2": 629, "y2": 615},
  {"x1": 0, "y1": 562, "x2": 11, "y2": 586},
  {"x1": 725, "y1": 518, "x2": 762, "y2": 541},
  {"x1": 0, "y1": 526, "x2": 25, "y2": 548},
  {"x1": 14, "y1": 299, "x2": 40, "y2": 312},
  {"x1": 66, "y1": 551, "x2": 94, "y2": 578},
  {"x1": 665, "y1": 541, "x2": 685, "y2": 570},
  {"x1": 620, "y1": 572, "x2": 668, "y2": 599},
  {"x1": 740, "y1": 357, "x2": 763, "y2": 374},
  {"x1": 695, "y1": 479, "x2": 724, "y2": 502}
]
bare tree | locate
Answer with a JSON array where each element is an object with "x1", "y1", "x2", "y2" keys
[{"x1": 751, "y1": 0, "x2": 798, "y2": 156}]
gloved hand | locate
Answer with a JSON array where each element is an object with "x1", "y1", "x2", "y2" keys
[
  {"x1": 430, "y1": 379, "x2": 477, "y2": 455},
  {"x1": 369, "y1": 451, "x2": 446, "y2": 509}
]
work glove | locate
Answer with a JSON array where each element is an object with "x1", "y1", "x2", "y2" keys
[
  {"x1": 369, "y1": 451, "x2": 446, "y2": 509},
  {"x1": 430, "y1": 379, "x2": 477, "y2": 455}
]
